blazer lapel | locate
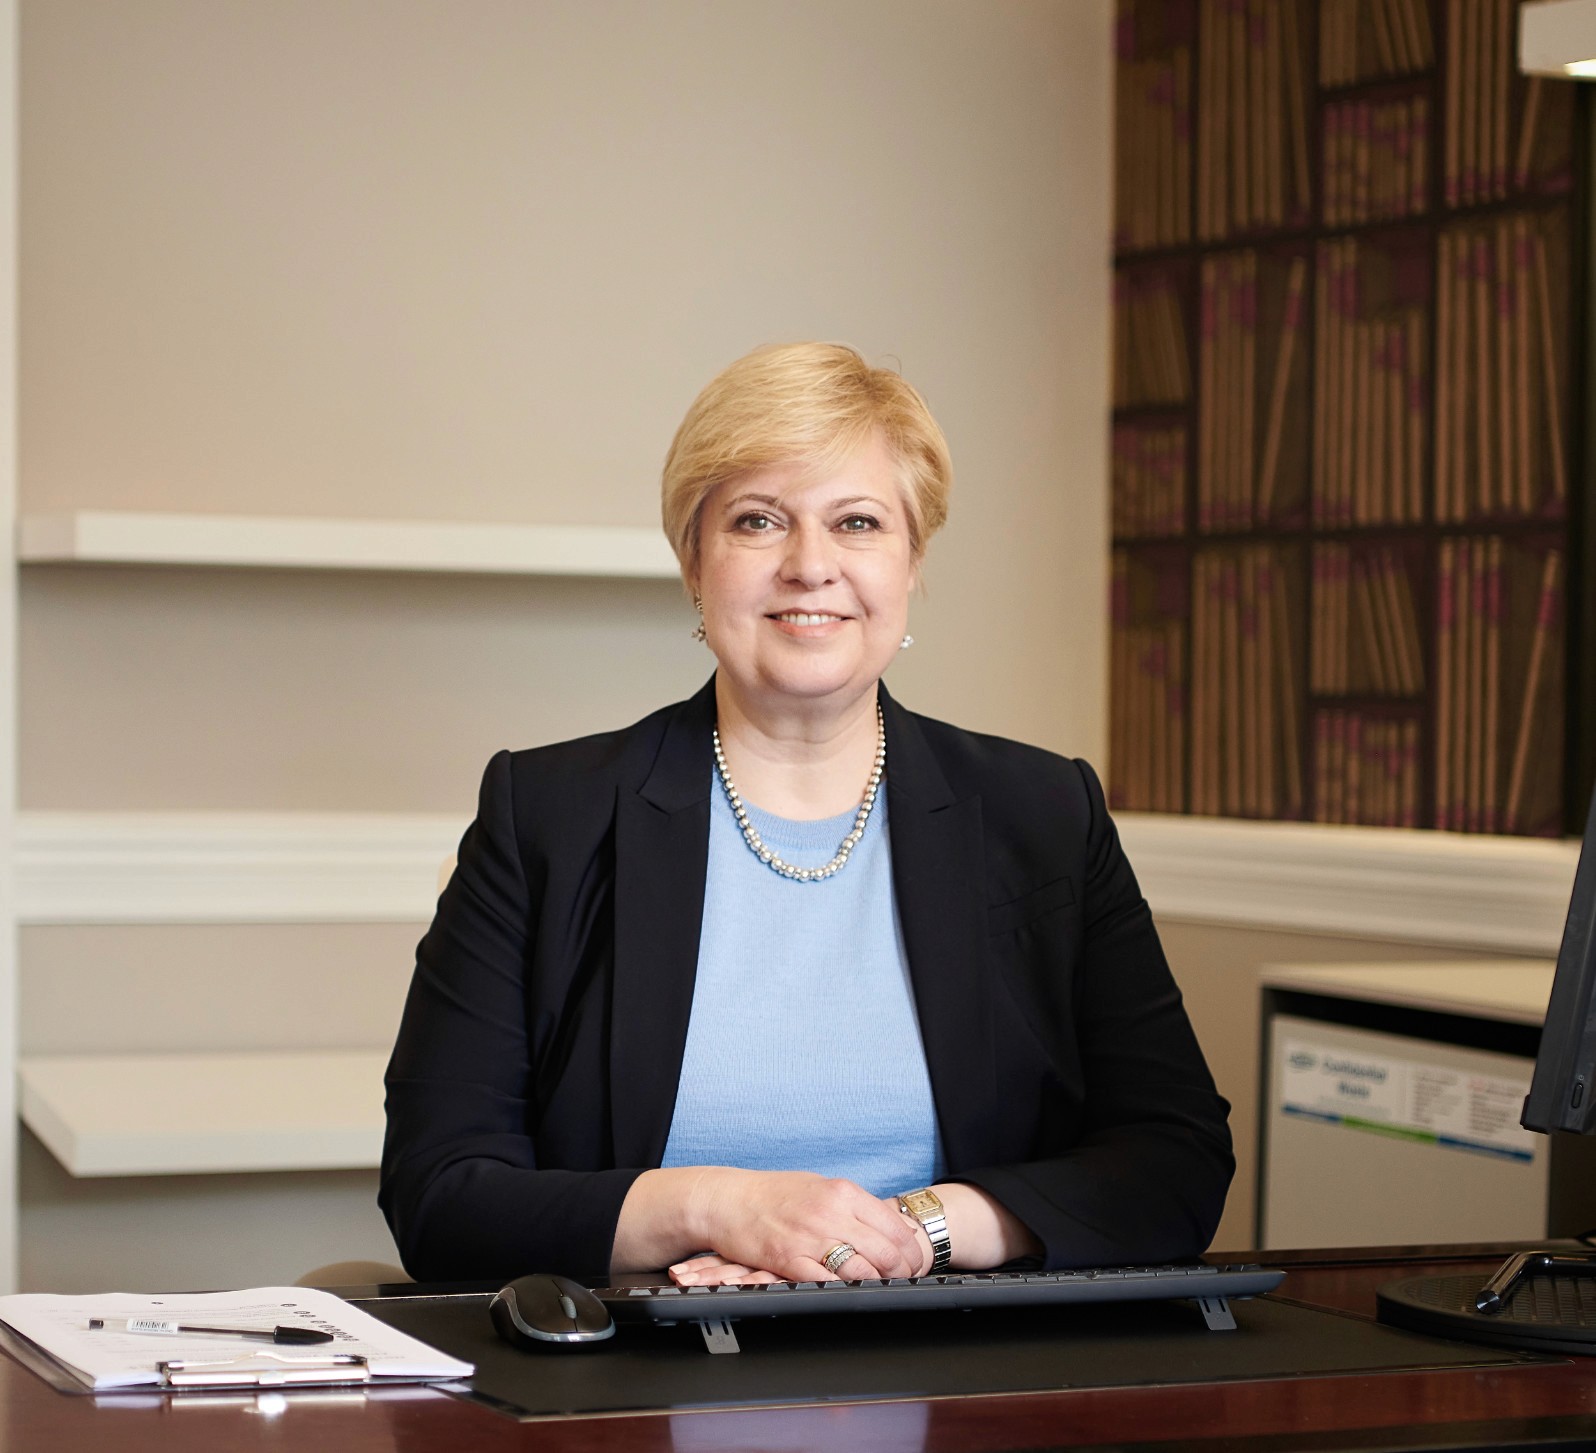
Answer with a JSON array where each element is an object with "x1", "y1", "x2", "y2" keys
[
  {"x1": 609, "y1": 678, "x2": 716, "y2": 1168},
  {"x1": 881, "y1": 687, "x2": 999, "y2": 1173}
]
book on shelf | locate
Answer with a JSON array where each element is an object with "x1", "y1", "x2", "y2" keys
[
  {"x1": 1187, "y1": 543, "x2": 1301, "y2": 818},
  {"x1": 1320, "y1": 0, "x2": 1434, "y2": 86},
  {"x1": 1197, "y1": 0, "x2": 1309, "y2": 240},
  {"x1": 1115, "y1": 4, "x2": 1194, "y2": 252},
  {"x1": 1434, "y1": 211, "x2": 1567, "y2": 523}
]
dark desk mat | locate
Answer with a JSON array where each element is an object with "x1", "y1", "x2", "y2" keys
[{"x1": 356, "y1": 1292, "x2": 1542, "y2": 1421}]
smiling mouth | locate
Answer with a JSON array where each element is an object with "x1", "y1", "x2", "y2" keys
[{"x1": 769, "y1": 612, "x2": 846, "y2": 626}]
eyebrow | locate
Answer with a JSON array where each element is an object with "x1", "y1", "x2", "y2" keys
[{"x1": 721, "y1": 493, "x2": 894, "y2": 512}]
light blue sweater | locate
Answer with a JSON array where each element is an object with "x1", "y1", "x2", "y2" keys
[{"x1": 658, "y1": 778, "x2": 945, "y2": 1197}]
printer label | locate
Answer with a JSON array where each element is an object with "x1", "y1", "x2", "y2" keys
[{"x1": 1278, "y1": 1037, "x2": 1535, "y2": 1162}]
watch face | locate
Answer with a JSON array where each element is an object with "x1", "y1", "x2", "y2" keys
[{"x1": 901, "y1": 1189, "x2": 941, "y2": 1217}]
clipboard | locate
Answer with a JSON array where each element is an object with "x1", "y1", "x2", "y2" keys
[
  {"x1": 157, "y1": 1351, "x2": 374, "y2": 1389},
  {"x1": 0, "y1": 1286, "x2": 472, "y2": 1396}
]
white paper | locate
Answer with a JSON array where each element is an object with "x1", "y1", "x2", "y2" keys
[{"x1": 0, "y1": 1286, "x2": 473, "y2": 1391}]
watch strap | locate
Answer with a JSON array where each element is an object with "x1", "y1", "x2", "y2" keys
[{"x1": 897, "y1": 1188, "x2": 952, "y2": 1272}]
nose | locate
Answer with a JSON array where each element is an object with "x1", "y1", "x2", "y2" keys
[{"x1": 780, "y1": 519, "x2": 839, "y2": 589}]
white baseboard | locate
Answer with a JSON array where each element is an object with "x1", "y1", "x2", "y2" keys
[{"x1": 15, "y1": 809, "x2": 1583, "y2": 952}]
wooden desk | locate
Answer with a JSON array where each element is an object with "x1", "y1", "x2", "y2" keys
[{"x1": 4, "y1": 1247, "x2": 1596, "y2": 1451}]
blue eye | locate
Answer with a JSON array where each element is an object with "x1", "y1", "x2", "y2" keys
[
  {"x1": 736, "y1": 512, "x2": 778, "y2": 532},
  {"x1": 838, "y1": 514, "x2": 879, "y2": 533}
]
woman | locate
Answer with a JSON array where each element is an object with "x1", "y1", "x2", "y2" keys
[{"x1": 380, "y1": 343, "x2": 1233, "y2": 1286}]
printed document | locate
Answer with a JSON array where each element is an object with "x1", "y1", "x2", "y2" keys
[{"x1": 0, "y1": 1286, "x2": 472, "y2": 1390}]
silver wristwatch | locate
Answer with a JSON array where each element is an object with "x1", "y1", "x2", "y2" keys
[{"x1": 896, "y1": 1187, "x2": 952, "y2": 1272}]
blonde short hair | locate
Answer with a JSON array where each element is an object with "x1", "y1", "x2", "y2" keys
[{"x1": 662, "y1": 342, "x2": 952, "y2": 587}]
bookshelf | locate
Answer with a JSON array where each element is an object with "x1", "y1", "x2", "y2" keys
[{"x1": 1109, "y1": 0, "x2": 1585, "y2": 836}]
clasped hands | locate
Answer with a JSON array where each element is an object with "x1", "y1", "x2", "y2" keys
[{"x1": 667, "y1": 1168, "x2": 933, "y2": 1286}]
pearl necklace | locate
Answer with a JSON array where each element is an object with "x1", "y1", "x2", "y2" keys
[{"x1": 711, "y1": 704, "x2": 886, "y2": 883}]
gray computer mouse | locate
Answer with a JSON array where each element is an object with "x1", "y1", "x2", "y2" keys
[{"x1": 490, "y1": 1272, "x2": 615, "y2": 1349}]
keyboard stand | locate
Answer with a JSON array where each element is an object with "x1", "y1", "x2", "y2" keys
[
  {"x1": 1196, "y1": 1295, "x2": 1237, "y2": 1331},
  {"x1": 699, "y1": 1318, "x2": 740, "y2": 1354},
  {"x1": 687, "y1": 1295, "x2": 1241, "y2": 1354}
]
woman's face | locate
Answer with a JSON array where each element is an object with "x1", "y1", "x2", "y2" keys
[{"x1": 693, "y1": 432, "x2": 917, "y2": 720}]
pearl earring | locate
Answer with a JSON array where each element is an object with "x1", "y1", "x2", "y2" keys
[
  {"x1": 900, "y1": 634, "x2": 914, "y2": 650},
  {"x1": 691, "y1": 597, "x2": 707, "y2": 644}
]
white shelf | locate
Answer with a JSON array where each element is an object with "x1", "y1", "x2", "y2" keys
[
  {"x1": 16, "y1": 510, "x2": 681, "y2": 579},
  {"x1": 1259, "y1": 961, "x2": 1557, "y2": 1026},
  {"x1": 18, "y1": 1051, "x2": 388, "y2": 1177}
]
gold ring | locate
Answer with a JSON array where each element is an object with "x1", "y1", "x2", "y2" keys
[{"x1": 821, "y1": 1242, "x2": 856, "y2": 1275}]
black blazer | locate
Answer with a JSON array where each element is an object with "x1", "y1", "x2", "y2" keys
[{"x1": 380, "y1": 678, "x2": 1234, "y2": 1281}]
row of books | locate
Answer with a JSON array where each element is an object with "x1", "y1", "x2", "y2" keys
[
  {"x1": 1112, "y1": 424, "x2": 1187, "y2": 538},
  {"x1": 1313, "y1": 238, "x2": 1425, "y2": 527},
  {"x1": 1109, "y1": 539, "x2": 1564, "y2": 831},
  {"x1": 1444, "y1": 0, "x2": 1530, "y2": 206},
  {"x1": 1113, "y1": 271, "x2": 1190, "y2": 407},
  {"x1": 1312, "y1": 712, "x2": 1421, "y2": 827},
  {"x1": 1195, "y1": 0, "x2": 1311, "y2": 240},
  {"x1": 1108, "y1": 612, "x2": 1187, "y2": 814},
  {"x1": 1435, "y1": 537, "x2": 1562, "y2": 835},
  {"x1": 1319, "y1": 0, "x2": 1434, "y2": 86},
  {"x1": 1309, "y1": 543, "x2": 1425, "y2": 696},
  {"x1": 1435, "y1": 213, "x2": 1568, "y2": 523},
  {"x1": 1115, "y1": 48, "x2": 1193, "y2": 251},
  {"x1": 1190, "y1": 543, "x2": 1304, "y2": 818},
  {"x1": 1321, "y1": 95, "x2": 1430, "y2": 226},
  {"x1": 1198, "y1": 251, "x2": 1306, "y2": 530}
]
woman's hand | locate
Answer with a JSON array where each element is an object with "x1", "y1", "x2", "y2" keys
[
  {"x1": 667, "y1": 1183, "x2": 1041, "y2": 1282},
  {"x1": 614, "y1": 1167, "x2": 925, "y2": 1282}
]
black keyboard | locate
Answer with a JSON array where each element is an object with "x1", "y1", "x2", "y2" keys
[{"x1": 595, "y1": 1263, "x2": 1283, "y2": 1324}]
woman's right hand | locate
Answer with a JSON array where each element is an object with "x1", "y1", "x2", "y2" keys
[{"x1": 612, "y1": 1166, "x2": 926, "y2": 1282}]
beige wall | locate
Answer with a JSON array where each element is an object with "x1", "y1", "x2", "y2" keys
[
  {"x1": 20, "y1": 0, "x2": 1112, "y2": 800},
  {"x1": 17, "y1": 0, "x2": 1113, "y2": 1288}
]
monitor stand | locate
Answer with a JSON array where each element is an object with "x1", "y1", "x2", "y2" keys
[{"x1": 1377, "y1": 1251, "x2": 1596, "y2": 1355}]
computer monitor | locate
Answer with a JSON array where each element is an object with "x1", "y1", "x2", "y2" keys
[
  {"x1": 1521, "y1": 778, "x2": 1596, "y2": 1135},
  {"x1": 1376, "y1": 780, "x2": 1596, "y2": 1353}
]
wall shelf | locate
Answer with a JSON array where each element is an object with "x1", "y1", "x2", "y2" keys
[
  {"x1": 16, "y1": 510, "x2": 681, "y2": 579},
  {"x1": 18, "y1": 1051, "x2": 388, "y2": 1176}
]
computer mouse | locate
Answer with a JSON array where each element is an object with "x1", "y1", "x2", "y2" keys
[{"x1": 490, "y1": 1272, "x2": 615, "y2": 1349}]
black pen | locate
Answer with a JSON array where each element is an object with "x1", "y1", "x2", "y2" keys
[{"x1": 88, "y1": 1317, "x2": 334, "y2": 1345}]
